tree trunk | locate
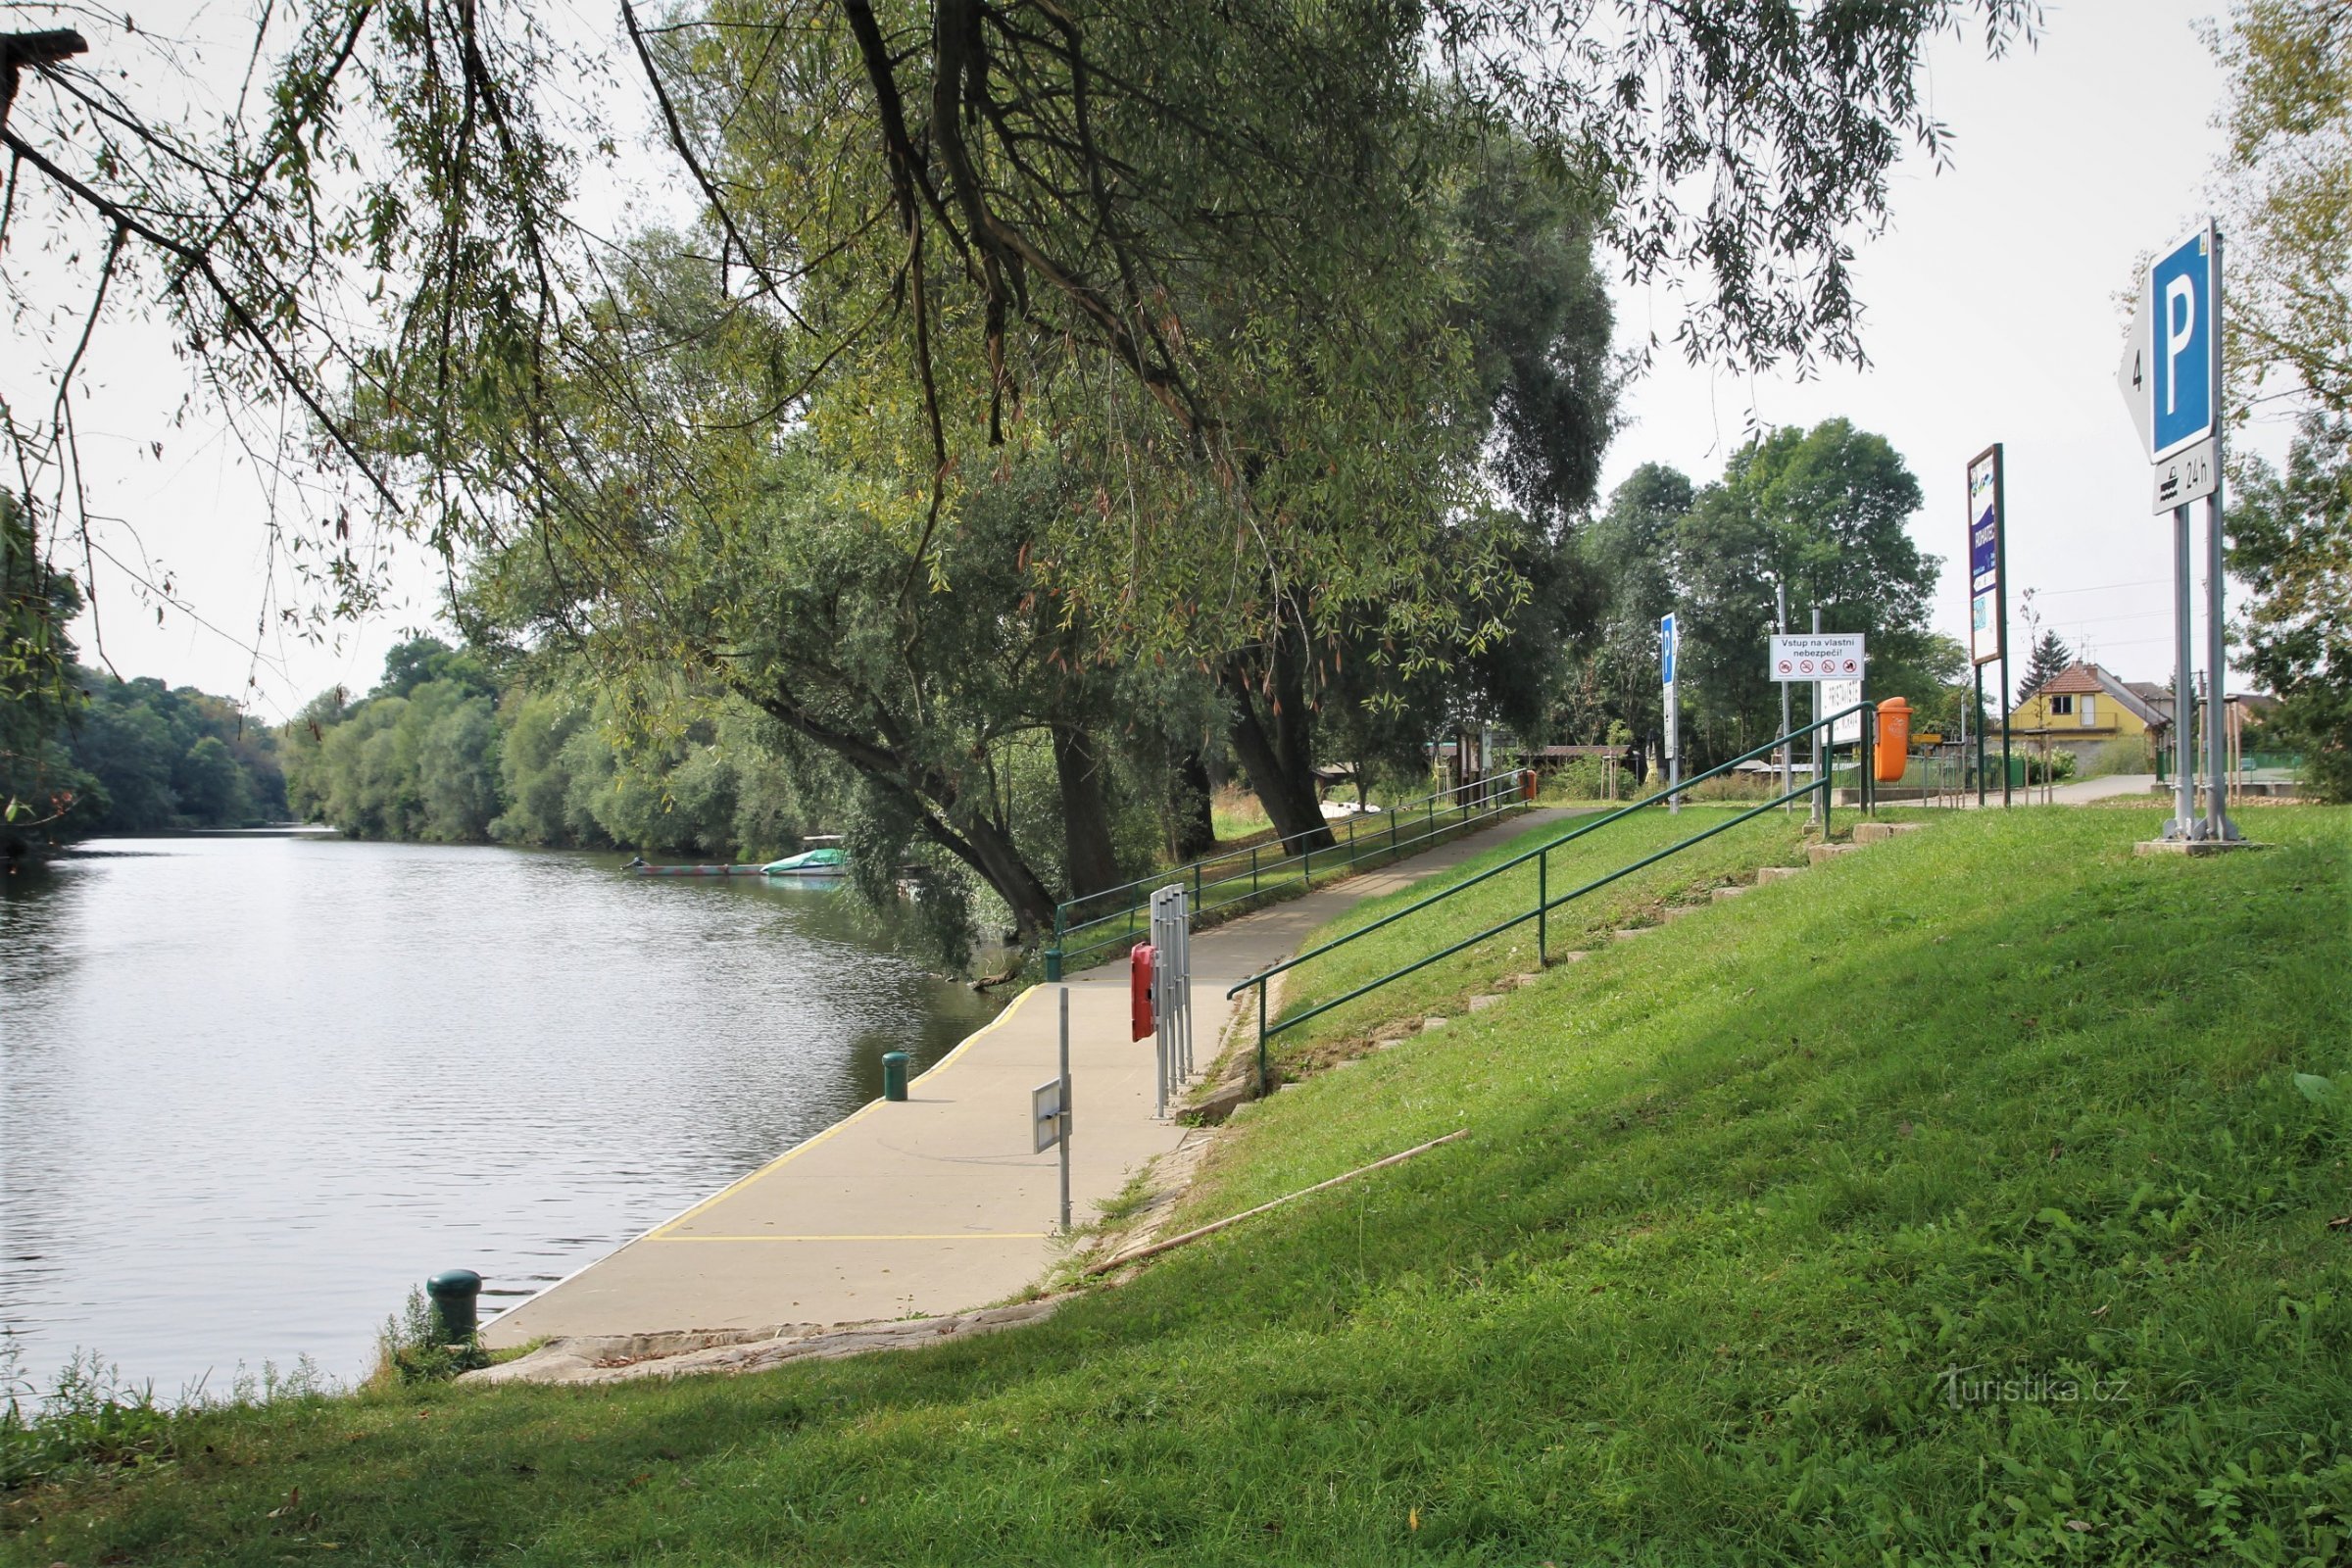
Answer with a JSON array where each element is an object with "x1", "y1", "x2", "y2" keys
[
  {"x1": 1221, "y1": 632, "x2": 1334, "y2": 852},
  {"x1": 1168, "y1": 748, "x2": 1217, "y2": 860},
  {"x1": 747, "y1": 683, "x2": 1062, "y2": 940},
  {"x1": 1052, "y1": 722, "x2": 1122, "y2": 900},
  {"x1": 926, "y1": 802, "x2": 1061, "y2": 938}
]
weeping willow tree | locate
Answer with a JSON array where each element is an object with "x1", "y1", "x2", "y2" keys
[{"x1": 2, "y1": 0, "x2": 2038, "y2": 922}]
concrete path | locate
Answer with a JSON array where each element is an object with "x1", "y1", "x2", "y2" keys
[
  {"x1": 485, "y1": 808, "x2": 1578, "y2": 1346},
  {"x1": 2046, "y1": 772, "x2": 2159, "y2": 805}
]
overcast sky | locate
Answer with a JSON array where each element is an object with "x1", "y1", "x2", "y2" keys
[{"x1": 41, "y1": 0, "x2": 2279, "y2": 720}]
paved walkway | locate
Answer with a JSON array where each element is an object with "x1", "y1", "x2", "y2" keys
[{"x1": 484, "y1": 808, "x2": 1578, "y2": 1346}]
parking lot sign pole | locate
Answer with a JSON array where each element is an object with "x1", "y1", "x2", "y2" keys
[
  {"x1": 2131, "y1": 221, "x2": 2238, "y2": 842},
  {"x1": 2204, "y1": 231, "x2": 2239, "y2": 843},
  {"x1": 2172, "y1": 505, "x2": 2196, "y2": 835}
]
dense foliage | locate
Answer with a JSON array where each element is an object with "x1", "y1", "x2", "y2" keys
[
  {"x1": 6, "y1": 490, "x2": 288, "y2": 858},
  {"x1": 1, "y1": 492, "x2": 84, "y2": 863},
  {"x1": 2228, "y1": 416, "x2": 2352, "y2": 800},
  {"x1": 1561, "y1": 421, "x2": 1961, "y2": 762},
  {"x1": 2206, "y1": 5, "x2": 2352, "y2": 800}
]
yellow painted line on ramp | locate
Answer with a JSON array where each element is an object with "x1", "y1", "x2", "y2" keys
[
  {"x1": 650, "y1": 1232, "x2": 1053, "y2": 1243},
  {"x1": 645, "y1": 987, "x2": 1042, "y2": 1240}
]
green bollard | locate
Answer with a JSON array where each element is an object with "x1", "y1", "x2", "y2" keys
[
  {"x1": 425, "y1": 1269, "x2": 481, "y2": 1345},
  {"x1": 883, "y1": 1051, "x2": 909, "y2": 1102}
]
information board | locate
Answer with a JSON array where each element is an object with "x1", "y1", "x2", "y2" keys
[{"x1": 1968, "y1": 445, "x2": 2003, "y2": 666}]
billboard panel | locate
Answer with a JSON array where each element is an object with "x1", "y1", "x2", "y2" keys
[{"x1": 1968, "y1": 445, "x2": 2004, "y2": 666}]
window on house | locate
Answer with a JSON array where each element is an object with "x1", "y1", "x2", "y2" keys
[
  {"x1": 2049, "y1": 694, "x2": 2074, "y2": 716},
  {"x1": 2080, "y1": 696, "x2": 2097, "y2": 727}
]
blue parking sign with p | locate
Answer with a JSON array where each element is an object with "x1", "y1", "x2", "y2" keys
[
  {"x1": 2150, "y1": 228, "x2": 2214, "y2": 460},
  {"x1": 1660, "y1": 613, "x2": 1677, "y2": 685}
]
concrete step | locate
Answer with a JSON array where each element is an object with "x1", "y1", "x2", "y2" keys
[
  {"x1": 1852, "y1": 821, "x2": 1925, "y2": 844},
  {"x1": 1756, "y1": 865, "x2": 1807, "y2": 883},
  {"x1": 1712, "y1": 884, "x2": 1749, "y2": 901},
  {"x1": 1807, "y1": 843, "x2": 1861, "y2": 864}
]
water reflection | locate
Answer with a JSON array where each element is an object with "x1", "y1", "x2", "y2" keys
[{"x1": 0, "y1": 838, "x2": 998, "y2": 1394}]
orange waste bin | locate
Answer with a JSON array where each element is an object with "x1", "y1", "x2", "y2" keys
[{"x1": 1874, "y1": 697, "x2": 1911, "y2": 783}]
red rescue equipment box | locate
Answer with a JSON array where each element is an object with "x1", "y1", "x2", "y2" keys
[
  {"x1": 1130, "y1": 942, "x2": 1156, "y2": 1041},
  {"x1": 1875, "y1": 697, "x2": 1912, "y2": 782}
]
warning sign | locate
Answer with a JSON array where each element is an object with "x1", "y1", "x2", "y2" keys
[{"x1": 1768, "y1": 634, "x2": 1865, "y2": 682}]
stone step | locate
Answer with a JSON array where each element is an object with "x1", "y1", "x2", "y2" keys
[
  {"x1": 1756, "y1": 864, "x2": 1807, "y2": 883},
  {"x1": 1852, "y1": 821, "x2": 1925, "y2": 844},
  {"x1": 1807, "y1": 843, "x2": 1861, "y2": 864},
  {"x1": 1712, "y1": 884, "x2": 1749, "y2": 901}
]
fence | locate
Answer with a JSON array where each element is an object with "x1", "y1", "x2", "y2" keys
[
  {"x1": 1045, "y1": 769, "x2": 1532, "y2": 979},
  {"x1": 1226, "y1": 703, "x2": 1876, "y2": 1091}
]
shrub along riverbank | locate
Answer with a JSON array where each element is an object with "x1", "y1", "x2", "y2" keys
[{"x1": 4, "y1": 808, "x2": 2347, "y2": 1564}]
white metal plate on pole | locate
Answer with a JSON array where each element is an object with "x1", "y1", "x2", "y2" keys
[
  {"x1": 1825, "y1": 679, "x2": 1863, "y2": 744},
  {"x1": 1031, "y1": 1078, "x2": 1063, "y2": 1152},
  {"x1": 1661, "y1": 682, "x2": 1679, "y2": 760},
  {"x1": 2117, "y1": 278, "x2": 2155, "y2": 456},
  {"x1": 1769, "y1": 633, "x2": 1865, "y2": 681},
  {"x1": 2152, "y1": 435, "x2": 2218, "y2": 513}
]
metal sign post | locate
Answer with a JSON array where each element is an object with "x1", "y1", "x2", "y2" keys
[
  {"x1": 1660, "y1": 613, "x2": 1680, "y2": 816},
  {"x1": 1767, "y1": 630, "x2": 1865, "y2": 819},
  {"x1": 1147, "y1": 886, "x2": 1194, "y2": 1118},
  {"x1": 2203, "y1": 231, "x2": 2238, "y2": 842},
  {"x1": 2123, "y1": 221, "x2": 2238, "y2": 843},
  {"x1": 1033, "y1": 987, "x2": 1072, "y2": 1232},
  {"x1": 1776, "y1": 581, "x2": 1792, "y2": 808},
  {"x1": 1965, "y1": 445, "x2": 2010, "y2": 808}
]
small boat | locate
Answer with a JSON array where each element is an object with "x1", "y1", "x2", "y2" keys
[
  {"x1": 624, "y1": 857, "x2": 766, "y2": 876},
  {"x1": 760, "y1": 847, "x2": 847, "y2": 877}
]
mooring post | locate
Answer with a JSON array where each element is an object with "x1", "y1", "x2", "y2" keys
[
  {"x1": 425, "y1": 1269, "x2": 481, "y2": 1346},
  {"x1": 882, "y1": 1051, "x2": 909, "y2": 1102}
]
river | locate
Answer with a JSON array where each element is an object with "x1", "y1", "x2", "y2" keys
[{"x1": 0, "y1": 836, "x2": 1001, "y2": 1399}]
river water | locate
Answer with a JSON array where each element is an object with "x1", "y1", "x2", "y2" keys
[{"x1": 0, "y1": 836, "x2": 1000, "y2": 1398}]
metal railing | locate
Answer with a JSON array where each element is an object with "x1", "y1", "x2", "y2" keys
[
  {"x1": 1045, "y1": 769, "x2": 1533, "y2": 979},
  {"x1": 1226, "y1": 704, "x2": 1877, "y2": 1091}
]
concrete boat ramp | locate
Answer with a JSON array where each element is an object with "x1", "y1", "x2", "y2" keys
[{"x1": 485, "y1": 809, "x2": 1571, "y2": 1348}]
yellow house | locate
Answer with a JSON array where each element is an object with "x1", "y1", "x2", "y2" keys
[{"x1": 2012, "y1": 662, "x2": 2165, "y2": 772}]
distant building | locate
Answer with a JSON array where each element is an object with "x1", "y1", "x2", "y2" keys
[{"x1": 2012, "y1": 662, "x2": 2166, "y2": 773}]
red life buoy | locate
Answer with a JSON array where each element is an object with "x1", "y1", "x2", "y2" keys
[{"x1": 1130, "y1": 942, "x2": 1156, "y2": 1041}]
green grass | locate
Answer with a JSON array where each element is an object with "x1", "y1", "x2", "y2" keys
[
  {"x1": 7, "y1": 808, "x2": 2350, "y2": 1565},
  {"x1": 1263, "y1": 804, "x2": 1814, "y2": 1063},
  {"x1": 1056, "y1": 797, "x2": 1538, "y2": 970}
]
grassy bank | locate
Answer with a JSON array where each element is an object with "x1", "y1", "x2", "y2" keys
[
  {"x1": 5, "y1": 808, "x2": 2349, "y2": 1565},
  {"x1": 1263, "y1": 804, "x2": 1814, "y2": 1064}
]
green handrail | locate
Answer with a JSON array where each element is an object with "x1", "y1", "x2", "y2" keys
[
  {"x1": 1045, "y1": 768, "x2": 1533, "y2": 978},
  {"x1": 1226, "y1": 704, "x2": 1877, "y2": 1091}
]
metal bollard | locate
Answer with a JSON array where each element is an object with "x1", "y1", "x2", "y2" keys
[
  {"x1": 426, "y1": 1268, "x2": 481, "y2": 1344},
  {"x1": 882, "y1": 1051, "x2": 909, "y2": 1102}
]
